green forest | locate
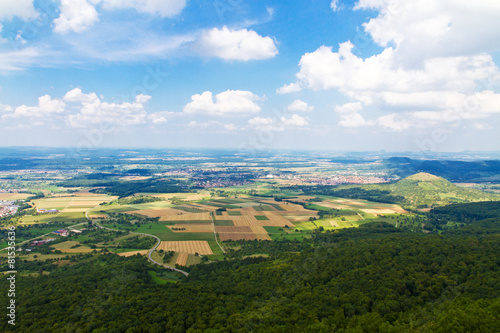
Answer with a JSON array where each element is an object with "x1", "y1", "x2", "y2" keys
[{"x1": 1, "y1": 221, "x2": 498, "y2": 332}]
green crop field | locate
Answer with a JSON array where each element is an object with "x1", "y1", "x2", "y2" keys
[{"x1": 254, "y1": 215, "x2": 269, "y2": 220}]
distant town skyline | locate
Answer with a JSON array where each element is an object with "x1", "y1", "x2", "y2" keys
[{"x1": 1, "y1": 0, "x2": 500, "y2": 152}]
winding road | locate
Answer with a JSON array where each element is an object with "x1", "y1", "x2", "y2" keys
[
  {"x1": 1, "y1": 205, "x2": 190, "y2": 276},
  {"x1": 88, "y1": 208, "x2": 190, "y2": 276}
]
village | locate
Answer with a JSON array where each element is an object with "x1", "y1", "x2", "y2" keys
[{"x1": 0, "y1": 201, "x2": 20, "y2": 218}]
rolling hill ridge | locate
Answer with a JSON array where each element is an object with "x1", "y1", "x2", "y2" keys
[{"x1": 390, "y1": 172, "x2": 499, "y2": 208}]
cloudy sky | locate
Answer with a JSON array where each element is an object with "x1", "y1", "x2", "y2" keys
[{"x1": 0, "y1": 0, "x2": 499, "y2": 151}]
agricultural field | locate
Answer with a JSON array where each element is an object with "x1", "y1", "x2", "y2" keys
[
  {"x1": 0, "y1": 192, "x2": 33, "y2": 201},
  {"x1": 51, "y1": 241, "x2": 94, "y2": 253},
  {"x1": 2, "y1": 189, "x2": 415, "y2": 267},
  {"x1": 158, "y1": 241, "x2": 213, "y2": 255}
]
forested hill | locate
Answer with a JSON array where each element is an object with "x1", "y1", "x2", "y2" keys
[
  {"x1": 389, "y1": 172, "x2": 498, "y2": 208},
  {"x1": 1, "y1": 222, "x2": 498, "y2": 332},
  {"x1": 384, "y1": 157, "x2": 500, "y2": 182},
  {"x1": 293, "y1": 172, "x2": 499, "y2": 209}
]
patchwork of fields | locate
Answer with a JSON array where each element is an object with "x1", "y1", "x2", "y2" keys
[{"x1": 11, "y1": 191, "x2": 410, "y2": 265}]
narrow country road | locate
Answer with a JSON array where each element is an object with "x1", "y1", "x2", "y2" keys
[
  {"x1": 88, "y1": 207, "x2": 189, "y2": 276},
  {"x1": 210, "y1": 211, "x2": 225, "y2": 254}
]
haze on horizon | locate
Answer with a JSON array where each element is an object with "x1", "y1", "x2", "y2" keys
[{"x1": 0, "y1": 0, "x2": 500, "y2": 152}]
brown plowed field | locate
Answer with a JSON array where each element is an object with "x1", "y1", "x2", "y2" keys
[
  {"x1": 158, "y1": 241, "x2": 213, "y2": 255},
  {"x1": 218, "y1": 233, "x2": 260, "y2": 241}
]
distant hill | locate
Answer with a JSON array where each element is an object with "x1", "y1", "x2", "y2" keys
[
  {"x1": 390, "y1": 172, "x2": 499, "y2": 208},
  {"x1": 384, "y1": 157, "x2": 500, "y2": 182}
]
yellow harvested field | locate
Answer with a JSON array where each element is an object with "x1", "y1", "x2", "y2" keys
[
  {"x1": 282, "y1": 215, "x2": 316, "y2": 222},
  {"x1": 57, "y1": 248, "x2": 95, "y2": 253},
  {"x1": 215, "y1": 226, "x2": 253, "y2": 233},
  {"x1": 278, "y1": 202, "x2": 308, "y2": 211},
  {"x1": 225, "y1": 214, "x2": 259, "y2": 226},
  {"x1": 129, "y1": 208, "x2": 186, "y2": 218},
  {"x1": 312, "y1": 201, "x2": 344, "y2": 209},
  {"x1": 0, "y1": 193, "x2": 32, "y2": 200},
  {"x1": 68, "y1": 200, "x2": 109, "y2": 207},
  {"x1": 167, "y1": 224, "x2": 214, "y2": 233},
  {"x1": 158, "y1": 241, "x2": 213, "y2": 255},
  {"x1": 51, "y1": 241, "x2": 80, "y2": 250},
  {"x1": 160, "y1": 212, "x2": 211, "y2": 221},
  {"x1": 240, "y1": 206, "x2": 257, "y2": 213},
  {"x1": 117, "y1": 250, "x2": 149, "y2": 257},
  {"x1": 51, "y1": 241, "x2": 93, "y2": 253},
  {"x1": 361, "y1": 208, "x2": 406, "y2": 215},
  {"x1": 219, "y1": 210, "x2": 295, "y2": 227},
  {"x1": 250, "y1": 226, "x2": 272, "y2": 240},
  {"x1": 151, "y1": 193, "x2": 209, "y2": 201},
  {"x1": 175, "y1": 253, "x2": 189, "y2": 266},
  {"x1": 262, "y1": 211, "x2": 295, "y2": 227},
  {"x1": 61, "y1": 207, "x2": 88, "y2": 213}
]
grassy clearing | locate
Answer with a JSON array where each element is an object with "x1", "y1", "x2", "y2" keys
[
  {"x1": 147, "y1": 270, "x2": 180, "y2": 285},
  {"x1": 186, "y1": 254, "x2": 202, "y2": 266}
]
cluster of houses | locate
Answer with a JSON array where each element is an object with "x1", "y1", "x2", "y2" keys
[
  {"x1": 21, "y1": 238, "x2": 57, "y2": 252},
  {"x1": 52, "y1": 228, "x2": 82, "y2": 237},
  {"x1": 0, "y1": 201, "x2": 19, "y2": 218},
  {"x1": 30, "y1": 238, "x2": 56, "y2": 246}
]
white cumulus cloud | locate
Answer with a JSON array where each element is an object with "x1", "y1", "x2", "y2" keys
[
  {"x1": 64, "y1": 88, "x2": 151, "y2": 127},
  {"x1": 0, "y1": 0, "x2": 37, "y2": 20},
  {"x1": 95, "y1": 0, "x2": 186, "y2": 18},
  {"x1": 183, "y1": 90, "x2": 262, "y2": 117},
  {"x1": 355, "y1": 0, "x2": 500, "y2": 64},
  {"x1": 276, "y1": 82, "x2": 301, "y2": 94},
  {"x1": 12, "y1": 95, "x2": 66, "y2": 117},
  {"x1": 248, "y1": 114, "x2": 309, "y2": 131},
  {"x1": 287, "y1": 99, "x2": 313, "y2": 112},
  {"x1": 196, "y1": 26, "x2": 278, "y2": 61},
  {"x1": 54, "y1": 0, "x2": 99, "y2": 34},
  {"x1": 377, "y1": 113, "x2": 410, "y2": 131}
]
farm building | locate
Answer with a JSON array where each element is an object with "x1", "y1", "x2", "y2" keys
[{"x1": 53, "y1": 229, "x2": 69, "y2": 237}]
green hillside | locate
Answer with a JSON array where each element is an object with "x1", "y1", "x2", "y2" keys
[{"x1": 390, "y1": 172, "x2": 499, "y2": 209}]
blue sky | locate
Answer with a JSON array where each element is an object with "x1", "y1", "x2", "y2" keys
[{"x1": 1, "y1": 0, "x2": 500, "y2": 152}]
